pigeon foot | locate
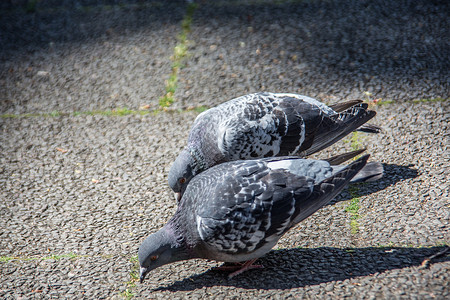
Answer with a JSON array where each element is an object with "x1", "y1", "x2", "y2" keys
[{"x1": 214, "y1": 259, "x2": 263, "y2": 278}]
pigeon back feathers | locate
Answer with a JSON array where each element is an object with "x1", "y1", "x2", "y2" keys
[
  {"x1": 168, "y1": 92, "x2": 380, "y2": 196},
  {"x1": 140, "y1": 155, "x2": 376, "y2": 281},
  {"x1": 175, "y1": 155, "x2": 369, "y2": 262}
]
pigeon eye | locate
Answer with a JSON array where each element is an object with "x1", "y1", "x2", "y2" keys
[
  {"x1": 179, "y1": 178, "x2": 186, "y2": 184},
  {"x1": 150, "y1": 255, "x2": 158, "y2": 261}
]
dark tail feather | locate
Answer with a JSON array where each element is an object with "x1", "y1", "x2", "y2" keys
[
  {"x1": 329, "y1": 100, "x2": 363, "y2": 112},
  {"x1": 291, "y1": 155, "x2": 369, "y2": 225},
  {"x1": 304, "y1": 104, "x2": 377, "y2": 156},
  {"x1": 357, "y1": 124, "x2": 382, "y2": 133},
  {"x1": 325, "y1": 148, "x2": 367, "y2": 165},
  {"x1": 350, "y1": 162, "x2": 384, "y2": 183}
]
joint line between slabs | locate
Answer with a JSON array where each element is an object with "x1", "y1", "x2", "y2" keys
[{"x1": 158, "y1": 2, "x2": 198, "y2": 109}]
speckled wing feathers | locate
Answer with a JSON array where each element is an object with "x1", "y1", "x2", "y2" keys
[
  {"x1": 216, "y1": 93, "x2": 333, "y2": 160},
  {"x1": 194, "y1": 160, "x2": 277, "y2": 254},
  {"x1": 186, "y1": 156, "x2": 368, "y2": 259},
  {"x1": 216, "y1": 94, "x2": 285, "y2": 160}
]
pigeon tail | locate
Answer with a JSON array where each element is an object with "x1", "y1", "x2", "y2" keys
[
  {"x1": 357, "y1": 123, "x2": 382, "y2": 133},
  {"x1": 328, "y1": 100, "x2": 381, "y2": 133},
  {"x1": 325, "y1": 148, "x2": 367, "y2": 165},
  {"x1": 304, "y1": 104, "x2": 377, "y2": 156},
  {"x1": 290, "y1": 155, "x2": 370, "y2": 225},
  {"x1": 330, "y1": 160, "x2": 383, "y2": 183}
]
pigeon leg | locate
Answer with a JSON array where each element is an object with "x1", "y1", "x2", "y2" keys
[
  {"x1": 228, "y1": 259, "x2": 263, "y2": 278},
  {"x1": 213, "y1": 259, "x2": 263, "y2": 278}
]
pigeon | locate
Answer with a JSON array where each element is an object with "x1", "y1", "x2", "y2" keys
[
  {"x1": 139, "y1": 154, "x2": 380, "y2": 282},
  {"x1": 168, "y1": 92, "x2": 380, "y2": 200}
]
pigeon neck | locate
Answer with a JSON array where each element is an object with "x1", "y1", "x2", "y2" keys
[
  {"x1": 187, "y1": 146, "x2": 208, "y2": 174},
  {"x1": 167, "y1": 217, "x2": 199, "y2": 260},
  {"x1": 158, "y1": 225, "x2": 191, "y2": 262}
]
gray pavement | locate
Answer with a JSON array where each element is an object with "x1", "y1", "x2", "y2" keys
[{"x1": 1, "y1": 0, "x2": 449, "y2": 299}]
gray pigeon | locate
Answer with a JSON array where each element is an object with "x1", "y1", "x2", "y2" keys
[
  {"x1": 168, "y1": 92, "x2": 380, "y2": 200},
  {"x1": 139, "y1": 154, "x2": 379, "y2": 282}
]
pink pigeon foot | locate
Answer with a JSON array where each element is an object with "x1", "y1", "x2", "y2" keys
[{"x1": 213, "y1": 259, "x2": 264, "y2": 278}]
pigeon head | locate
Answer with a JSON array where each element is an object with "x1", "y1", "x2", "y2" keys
[
  {"x1": 168, "y1": 149, "x2": 196, "y2": 200},
  {"x1": 138, "y1": 226, "x2": 188, "y2": 283}
]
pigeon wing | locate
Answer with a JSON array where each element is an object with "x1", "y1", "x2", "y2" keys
[
  {"x1": 193, "y1": 161, "x2": 314, "y2": 255},
  {"x1": 216, "y1": 96, "x2": 287, "y2": 160}
]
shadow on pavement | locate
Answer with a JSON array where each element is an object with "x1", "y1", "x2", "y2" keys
[
  {"x1": 155, "y1": 246, "x2": 449, "y2": 291},
  {"x1": 2, "y1": 0, "x2": 447, "y2": 79},
  {"x1": 329, "y1": 163, "x2": 419, "y2": 205},
  {"x1": 0, "y1": 0, "x2": 187, "y2": 55}
]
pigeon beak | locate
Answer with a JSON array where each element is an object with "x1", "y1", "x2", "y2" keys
[
  {"x1": 174, "y1": 192, "x2": 182, "y2": 202},
  {"x1": 139, "y1": 267, "x2": 148, "y2": 283}
]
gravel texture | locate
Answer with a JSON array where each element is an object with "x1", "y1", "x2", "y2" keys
[
  {"x1": 0, "y1": 0, "x2": 185, "y2": 114},
  {"x1": 1, "y1": 0, "x2": 449, "y2": 299},
  {"x1": 175, "y1": 0, "x2": 449, "y2": 108}
]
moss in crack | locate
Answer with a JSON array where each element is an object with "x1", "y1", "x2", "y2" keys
[
  {"x1": 412, "y1": 97, "x2": 447, "y2": 104},
  {"x1": 159, "y1": 3, "x2": 197, "y2": 108},
  {"x1": 159, "y1": 2, "x2": 198, "y2": 108},
  {"x1": 0, "y1": 252, "x2": 86, "y2": 263},
  {"x1": 343, "y1": 131, "x2": 364, "y2": 154},
  {"x1": 370, "y1": 97, "x2": 446, "y2": 106},
  {"x1": 344, "y1": 185, "x2": 361, "y2": 234},
  {"x1": 0, "y1": 105, "x2": 209, "y2": 119},
  {"x1": 25, "y1": 0, "x2": 38, "y2": 13},
  {"x1": 120, "y1": 255, "x2": 139, "y2": 299},
  {"x1": 375, "y1": 99, "x2": 394, "y2": 106},
  {"x1": 193, "y1": 105, "x2": 208, "y2": 113},
  {"x1": 121, "y1": 289, "x2": 135, "y2": 300}
]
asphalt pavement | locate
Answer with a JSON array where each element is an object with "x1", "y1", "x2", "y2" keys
[{"x1": 0, "y1": 0, "x2": 448, "y2": 299}]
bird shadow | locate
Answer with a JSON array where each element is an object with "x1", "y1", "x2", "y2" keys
[
  {"x1": 154, "y1": 246, "x2": 448, "y2": 292},
  {"x1": 327, "y1": 163, "x2": 419, "y2": 205}
]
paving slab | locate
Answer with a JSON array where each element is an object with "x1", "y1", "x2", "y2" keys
[
  {"x1": 1, "y1": 101, "x2": 449, "y2": 299},
  {"x1": 0, "y1": 1, "x2": 186, "y2": 114},
  {"x1": 175, "y1": 0, "x2": 448, "y2": 108},
  {"x1": 0, "y1": 0, "x2": 449, "y2": 299}
]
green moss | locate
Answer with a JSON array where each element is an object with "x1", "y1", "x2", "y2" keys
[
  {"x1": 79, "y1": 108, "x2": 149, "y2": 117},
  {"x1": 375, "y1": 99, "x2": 394, "y2": 106},
  {"x1": 42, "y1": 252, "x2": 80, "y2": 260},
  {"x1": 0, "y1": 252, "x2": 85, "y2": 263},
  {"x1": 166, "y1": 74, "x2": 178, "y2": 93},
  {"x1": 0, "y1": 105, "x2": 208, "y2": 119},
  {"x1": 344, "y1": 198, "x2": 360, "y2": 218},
  {"x1": 0, "y1": 114, "x2": 18, "y2": 118},
  {"x1": 49, "y1": 110, "x2": 61, "y2": 117},
  {"x1": 159, "y1": 2, "x2": 198, "y2": 108},
  {"x1": 375, "y1": 97, "x2": 447, "y2": 106},
  {"x1": 349, "y1": 219, "x2": 359, "y2": 234},
  {"x1": 350, "y1": 132, "x2": 362, "y2": 151},
  {"x1": 120, "y1": 289, "x2": 135, "y2": 300},
  {"x1": 0, "y1": 256, "x2": 15, "y2": 263},
  {"x1": 159, "y1": 94, "x2": 175, "y2": 108},
  {"x1": 412, "y1": 97, "x2": 447, "y2": 104},
  {"x1": 112, "y1": 108, "x2": 135, "y2": 116},
  {"x1": 120, "y1": 255, "x2": 139, "y2": 299},
  {"x1": 193, "y1": 106, "x2": 209, "y2": 113},
  {"x1": 345, "y1": 185, "x2": 361, "y2": 234},
  {"x1": 343, "y1": 131, "x2": 364, "y2": 153},
  {"x1": 25, "y1": 0, "x2": 37, "y2": 13},
  {"x1": 78, "y1": 108, "x2": 138, "y2": 116}
]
